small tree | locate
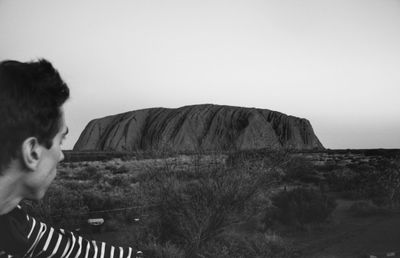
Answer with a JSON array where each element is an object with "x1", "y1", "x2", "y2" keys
[
  {"x1": 375, "y1": 165, "x2": 400, "y2": 207},
  {"x1": 142, "y1": 154, "x2": 281, "y2": 257}
]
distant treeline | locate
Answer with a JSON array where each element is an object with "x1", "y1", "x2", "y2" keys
[
  {"x1": 62, "y1": 148, "x2": 400, "y2": 162},
  {"x1": 62, "y1": 151, "x2": 129, "y2": 162},
  {"x1": 322, "y1": 148, "x2": 400, "y2": 158}
]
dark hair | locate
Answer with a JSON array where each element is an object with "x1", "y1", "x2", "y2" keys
[{"x1": 0, "y1": 59, "x2": 70, "y2": 171}]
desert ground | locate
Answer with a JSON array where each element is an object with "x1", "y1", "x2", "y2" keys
[{"x1": 23, "y1": 150, "x2": 400, "y2": 257}]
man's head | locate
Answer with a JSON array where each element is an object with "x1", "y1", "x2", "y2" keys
[{"x1": 0, "y1": 59, "x2": 70, "y2": 199}]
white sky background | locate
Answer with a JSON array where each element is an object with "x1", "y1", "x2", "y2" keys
[{"x1": 0, "y1": 0, "x2": 399, "y2": 150}]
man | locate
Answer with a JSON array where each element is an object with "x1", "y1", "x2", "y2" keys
[{"x1": 0, "y1": 59, "x2": 137, "y2": 257}]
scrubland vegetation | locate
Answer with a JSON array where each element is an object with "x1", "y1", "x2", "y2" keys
[{"x1": 22, "y1": 150, "x2": 400, "y2": 257}]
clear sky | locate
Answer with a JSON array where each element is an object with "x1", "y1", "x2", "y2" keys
[{"x1": 1, "y1": 0, "x2": 399, "y2": 150}]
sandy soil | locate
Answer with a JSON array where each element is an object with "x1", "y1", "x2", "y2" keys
[
  {"x1": 291, "y1": 199, "x2": 400, "y2": 258},
  {"x1": 85, "y1": 199, "x2": 400, "y2": 257}
]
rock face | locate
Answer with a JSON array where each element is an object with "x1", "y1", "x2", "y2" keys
[{"x1": 73, "y1": 104, "x2": 324, "y2": 152}]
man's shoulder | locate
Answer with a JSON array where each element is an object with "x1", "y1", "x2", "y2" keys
[
  {"x1": 0, "y1": 205, "x2": 28, "y2": 218},
  {"x1": 0, "y1": 206, "x2": 31, "y2": 257},
  {"x1": 0, "y1": 205, "x2": 30, "y2": 229}
]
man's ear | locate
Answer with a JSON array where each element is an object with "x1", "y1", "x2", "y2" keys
[{"x1": 21, "y1": 137, "x2": 42, "y2": 171}]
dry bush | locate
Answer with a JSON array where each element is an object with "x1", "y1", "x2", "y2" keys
[
  {"x1": 105, "y1": 174, "x2": 131, "y2": 187},
  {"x1": 138, "y1": 157, "x2": 281, "y2": 256},
  {"x1": 348, "y1": 201, "x2": 388, "y2": 217},
  {"x1": 74, "y1": 165, "x2": 102, "y2": 181},
  {"x1": 22, "y1": 183, "x2": 88, "y2": 229},
  {"x1": 350, "y1": 160, "x2": 400, "y2": 207},
  {"x1": 142, "y1": 242, "x2": 185, "y2": 258},
  {"x1": 271, "y1": 187, "x2": 336, "y2": 227},
  {"x1": 200, "y1": 232, "x2": 291, "y2": 258},
  {"x1": 325, "y1": 167, "x2": 361, "y2": 193},
  {"x1": 62, "y1": 180, "x2": 92, "y2": 191},
  {"x1": 283, "y1": 157, "x2": 320, "y2": 183},
  {"x1": 109, "y1": 164, "x2": 130, "y2": 174}
]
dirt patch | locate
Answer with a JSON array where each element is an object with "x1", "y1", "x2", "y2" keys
[{"x1": 289, "y1": 199, "x2": 400, "y2": 257}]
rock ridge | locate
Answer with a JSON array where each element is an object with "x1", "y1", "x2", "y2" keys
[{"x1": 73, "y1": 104, "x2": 324, "y2": 152}]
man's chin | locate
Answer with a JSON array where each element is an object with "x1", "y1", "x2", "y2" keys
[{"x1": 26, "y1": 190, "x2": 47, "y2": 202}]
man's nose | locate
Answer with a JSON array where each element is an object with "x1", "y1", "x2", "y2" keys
[{"x1": 59, "y1": 150, "x2": 65, "y2": 162}]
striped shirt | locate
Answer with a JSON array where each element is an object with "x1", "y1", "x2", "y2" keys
[{"x1": 0, "y1": 207, "x2": 136, "y2": 258}]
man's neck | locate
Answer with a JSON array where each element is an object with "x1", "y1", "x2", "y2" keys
[{"x1": 0, "y1": 168, "x2": 24, "y2": 215}]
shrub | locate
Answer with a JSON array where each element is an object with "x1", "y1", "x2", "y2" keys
[
  {"x1": 142, "y1": 242, "x2": 185, "y2": 258},
  {"x1": 283, "y1": 157, "x2": 320, "y2": 183},
  {"x1": 107, "y1": 174, "x2": 130, "y2": 187},
  {"x1": 63, "y1": 180, "x2": 91, "y2": 191},
  {"x1": 76, "y1": 165, "x2": 102, "y2": 180},
  {"x1": 200, "y1": 232, "x2": 291, "y2": 258},
  {"x1": 82, "y1": 190, "x2": 113, "y2": 211},
  {"x1": 349, "y1": 201, "x2": 388, "y2": 217},
  {"x1": 226, "y1": 149, "x2": 288, "y2": 172},
  {"x1": 374, "y1": 165, "x2": 400, "y2": 207},
  {"x1": 23, "y1": 183, "x2": 88, "y2": 229},
  {"x1": 271, "y1": 187, "x2": 336, "y2": 226},
  {"x1": 315, "y1": 164, "x2": 339, "y2": 172},
  {"x1": 68, "y1": 162, "x2": 78, "y2": 169},
  {"x1": 111, "y1": 165, "x2": 130, "y2": 174},
  {"x1": 355, "y1": 161, "x2": 400, "y2": 207},
  {"x1": 141, "y1": 163, "x2": 279, "y2": 256},
  {"x1": 325, "y1": 168, "x2": 361, "y2": 193}
]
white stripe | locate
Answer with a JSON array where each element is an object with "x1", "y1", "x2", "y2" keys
[
  {"x1": 27, "y1": 217, "x2": 36, "y2": 239},
  {"x1": 48, "y1": 234, "x2": 62, "y2": 258},
  {"x1": 110, "y1": 246, "x2": 115, "y2": 258},
  {"x1": 119, "y1": 247, "x2": 123, "y2": 258},
  {"x1": 100, "y1": 242, "x2": 105, "y2": 258},
  {"x1": 84, "y1": 241, "x2": 90, "y2": 258},
  {"x1": 92, "y1": 241, "x2": 98, "y2": 258},
  {"x1": 127, "y1": 247, "x2": 132, "y2": 258},
  {"x1": 65, "y1": 232, "x2": 76, "y2": 258},
  {"x1": 43, "y1": 227, "x2": 55, "y2": 251},
  {"x1": 34, "y1": 223, "x2": 49, "y2": 256},
  {"x1": 26, "y1": 221, "x2": 45, "y2": 257},
  {"x1": 74, "y1": 236, "x2": 83, "y2": 258},
  {"x1": 60, "y1": 235, "x2": 71, "y2": 258}
]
